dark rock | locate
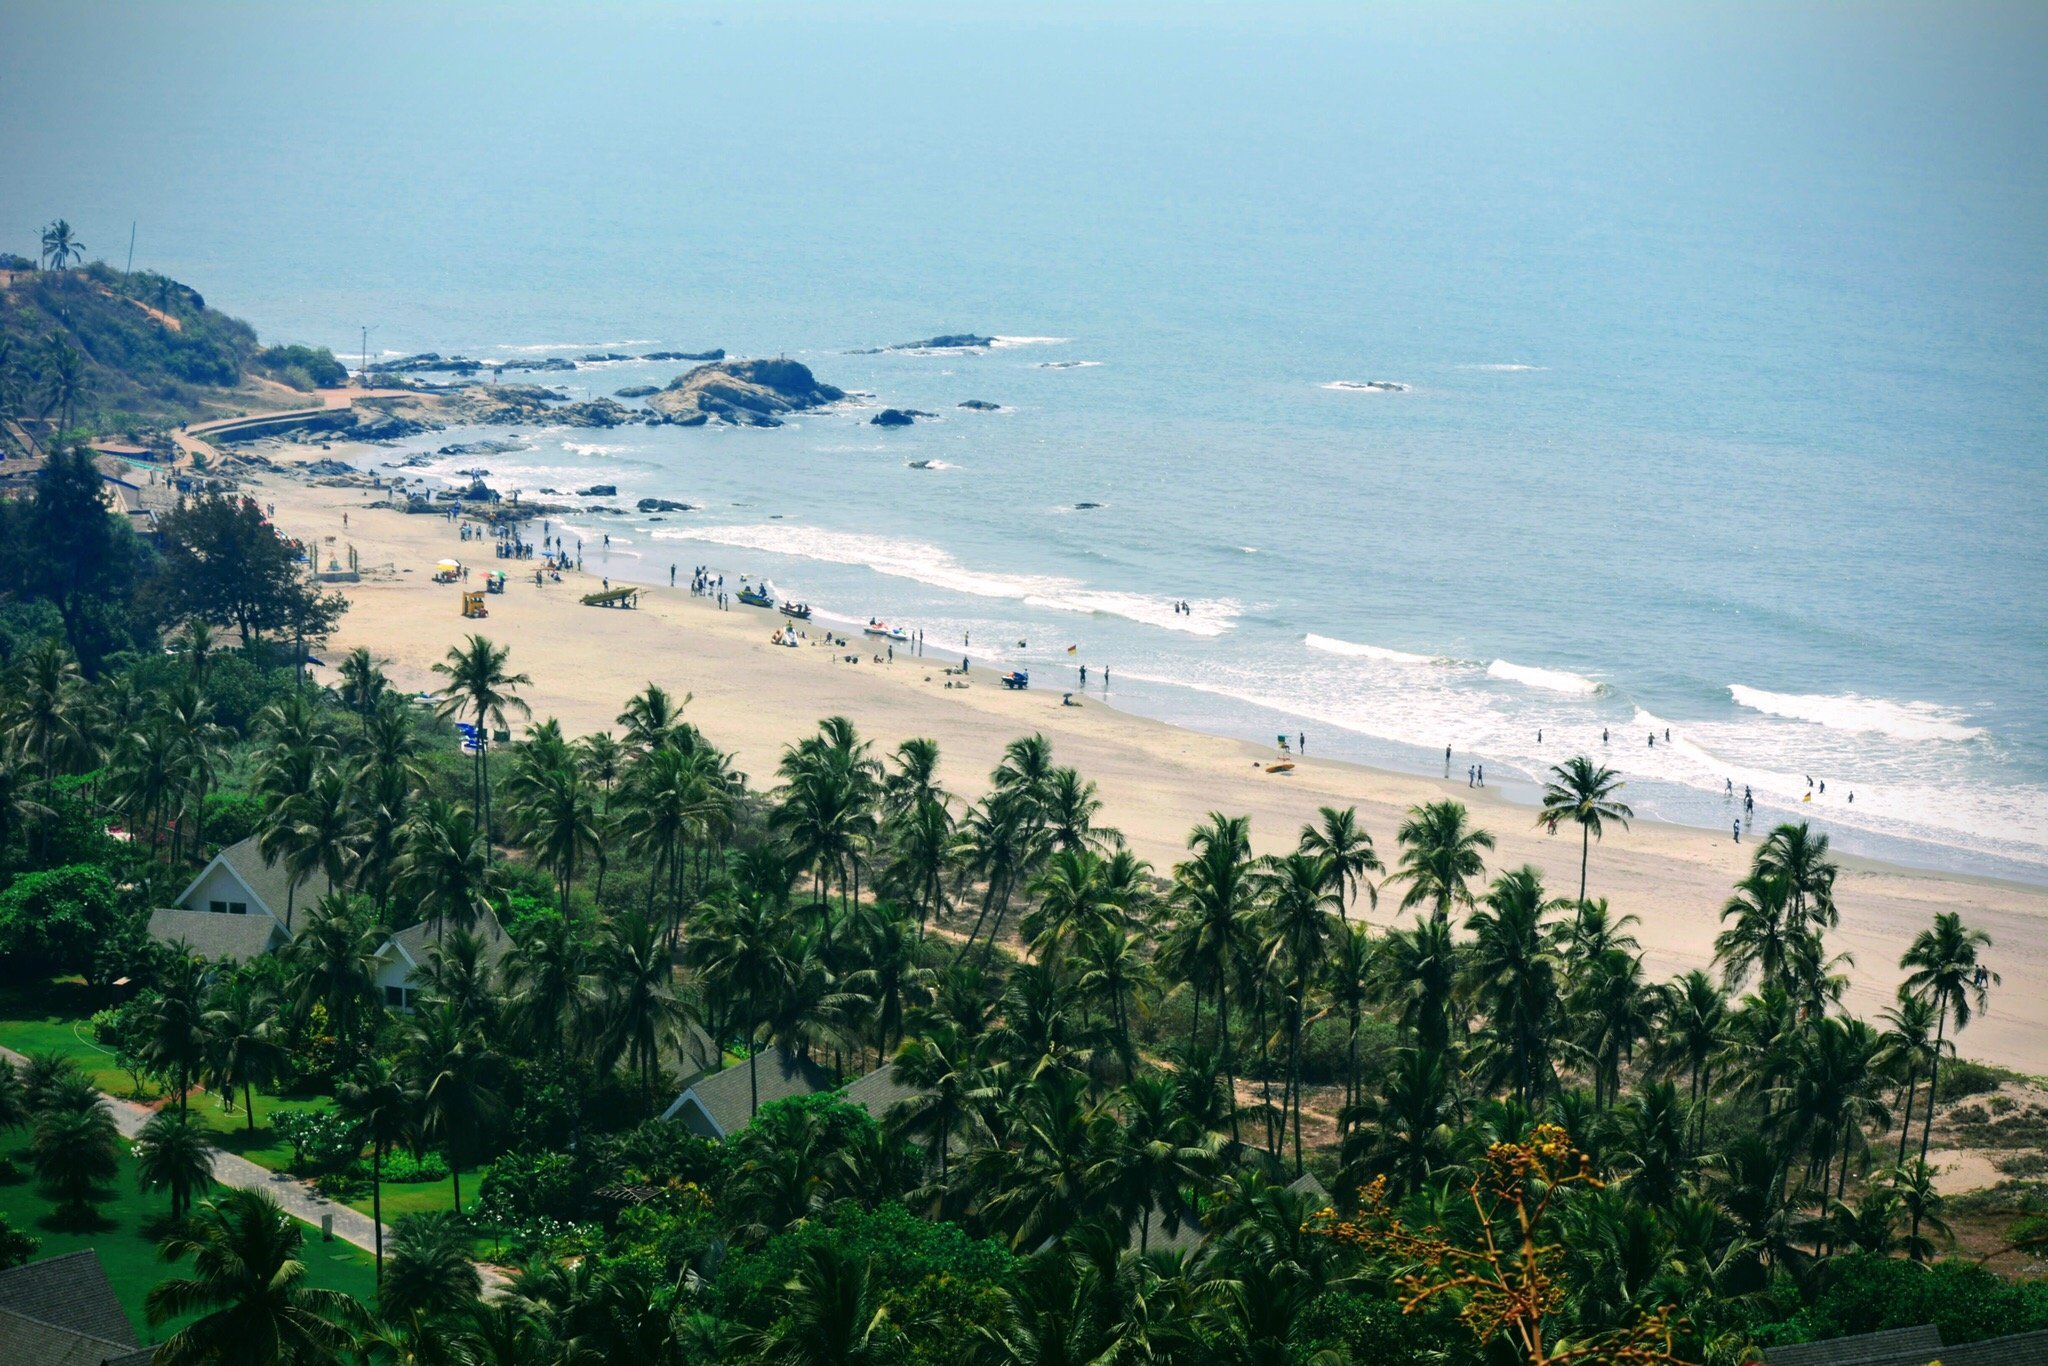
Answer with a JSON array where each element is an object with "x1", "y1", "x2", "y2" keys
[
  {"x1": 957, "y1": 399, "x2": 1002, "y2": 411},
  {"x1": 368, "y1": 352, "x2": 483, "y2": 376},
  {"x1": 499, "y1": 357, "x2": 577, "y2": 373},
  {"x1": 580, "y1": 352, "x2": 632, "y2": 363},
  {"x1": 301, "y1": 458, "x2": 356, "y2": 476},
  {"x1": 1074, "y1": 501, "x2": 1103, "y2": 510},
  {"x1": 871, "y1": 409, "x2": 917, "y2": 427},
  {"x1": 648, "y1": 358, "x2": 845, "y2": 427},
  {"x1": 436, "y1": 439, "x2": 526, "y2": 457},
  {"x1": 552, "y1": 398, "x2": 631, "y2": 428},
  {"x1": 350, "y1": 410, "x2": 437, "y2": 441},
  {"x1": 614, "y1": 385, "x2": 660, "y2": 399},
  {"x1": 908, "y1": 460, "x2": 938, "y2": 470},
  {"x1": 636, "y1": 497, "x2": 693, "y2": 512},
  {"x1": 871, "y1": 334, "x2": 995, "y2": 352},
  {"x1": 578, "y1": 484, "x2": 617, "y2": 497},
  {"x1": 641, "y1": 349, "x2": 725, "y2": 362}
]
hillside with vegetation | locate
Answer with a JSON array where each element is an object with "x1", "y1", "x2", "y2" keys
[{"x1": 0, "y1": 221, "x2": 346, "y2": 442}]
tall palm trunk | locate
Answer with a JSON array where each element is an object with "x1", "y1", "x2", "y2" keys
[
  {"x1": 1897, "y1": 1070, "x2": 1918, "y2": 1166},
  {"x1": 1579, "y1": 823, "x2": 1591, "y2": 905},
  {"x1": 1919, "y1": 1008, "x2": 1947, "y2": 1164}
]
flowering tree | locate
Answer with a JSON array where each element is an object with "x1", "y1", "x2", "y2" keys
[{"x1": 1314, "y1": 1124, "x2": 1691, "y2": 1365}]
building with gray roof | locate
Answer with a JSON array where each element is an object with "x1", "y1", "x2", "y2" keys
[{"x1": 660, "y1": 1046, "x2": 835, "y2": 1140}]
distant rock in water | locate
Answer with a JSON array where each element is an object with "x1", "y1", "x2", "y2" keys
[
  {"x1": 500, "y1": 357, "x2": 577, "y2": 373},
  {"x1": 871, "y1": 408, "x2": 937, "y2": 427},
  {"x1": 850, "y1": 334, "x2": 995, "y2": 354},
  {"x1": 438, "y1": 439, "x2": 527, "y2": 457},
  {"x1": 552, "y1": 398, "x2": 631, "y2": 428},
  {"x1": 642, "y1": 348, "x2": 724, "y2": 362},
  {"x1": 369, "y1": 352, "x2": 482, "y2": 376},
  {"x1": 957, "y1": 399, "x2": 1002, "y2": 411},
  {"x1": 908, "y1": 460, "x2": 937, "y2": 470},
  {"x1": 636, "y1": 497, "x2": 692, "y2": 512},
  {"x1": 578, "y1": 484, "x2": 617, "y2": 497},
  {"x1": 1324, "y1": 379, "x2": 1410, "y2": 393},
  {"x1": 1074, "y1": 501, "x2": 1103, "y2": 510},
  {"x1": 614, "y1": 385, "x2": 660, "y2": 399},
  {"x1": 648, "y1": 358, "x2": 846, "y2": 427},
  {"x1": 1036, "y1": 360, "x2": 1096, "y2": 369}
]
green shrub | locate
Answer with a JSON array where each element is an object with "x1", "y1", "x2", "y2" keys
[
  {"x1": 275, "y1": 1107, "x2": 360, "y2": 1173},
  {"x1": 1765, "y1": 1254, "x2": 2048, "y2": 1347},
  {"x1": 478, "y1": 1150, "x2": 584, "y2": 1224},
  {"x1": 1936, "y1": 1058, "x2": 2005, "y2": 1102},
  {"x1": 0, "y1": 864, "x2": 124, "y2": 980},
  {"x1": 371, "y1": 1148, "x2": 449, "y2": 1183}
]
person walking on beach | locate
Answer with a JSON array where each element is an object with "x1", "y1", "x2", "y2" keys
[
  {"x1": 1733, "y1": 820, "x2": 1741, "y2": 843},
  {"x1": 1299, "y1": 732, "x2": 1306, "y2": 754},
  {"x1": 670, "y1": 564, "x2": 676, "y2": 586},
  {"x1": 1445, "y1": 744, "x2": 1452, "y2": 776},
  {"x1": 1467, "y1": 765, "x2": 1475, "y2": 788},
  {"x1": 1477, "y1": 764, "x2": 1484, "y2": 788}
]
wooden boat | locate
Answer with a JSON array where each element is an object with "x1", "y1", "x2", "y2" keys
[
  {"x1": 779, "y1": 601, "x2": 812, "y2": 620},
  {"x1": 737, "y1": 586, "x2": 774, "y2": 609},
  {"x1": 1265, "y1": 761, "x2": 1295, "y2": 774}
]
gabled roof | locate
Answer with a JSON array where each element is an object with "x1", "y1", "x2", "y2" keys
[
  {"x1": 379, "y1": 907, "x2": 513, "y2": 977},
  {"x1": 1762, "y1": 1325, "x2": 1944, "y2": 1366},
  {"x1": 842, "y1": 1061, "x2": 928, "y2": 1124},
  {"x1": 0, "y1": 1251, "x2": 139, "y2": 1359},
  {"x1": 1937, "y1": 1328, "x2": 2048, "y2": 1366},
  {"x1": 1129, "y1": 1171, "x2": 1334, "y2": 1258},
  {"x1": 175, "y1": 834, "x2": 329, "y2": 922},
  {"x1": 665, "y1": 1019, "x2": 722, "y2": 1088},
  {"x1": 148, "y1": 907, "x2": 289, "y2": 963},
  {"x1": 660, "y1": 1046, "x2": 835, "y2": 1139}
]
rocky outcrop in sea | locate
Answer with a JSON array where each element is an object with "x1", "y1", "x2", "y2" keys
[{"x1": 646, "y1": 358, "x2": 846, "y2": 427}]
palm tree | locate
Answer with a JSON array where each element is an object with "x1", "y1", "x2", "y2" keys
[
  {"x1": 690, "y1": 893, "x2": 795, "y2": 1119},
  {"x1": 754, "y1": 1243, "x2": 911, "y2": 1365},
  {"x1": 5, "y1": 638, "x2": 89, "y2": 789},
  {"x1": 1090, "y1": 1071, "x2": 1216, "y2": 1251},
  {"x1": 335, "y1": 646, "x2": 389, "y2": 725},
  {"x1": 597, "y1": 910, "x2": 695, "y2": 1112},
  {"x1": 1574, "y1": 947, "x2": 1659, "y2": 1109},
  {"x1": 399, "y1": 797, "x2": 498, "y2": 944},
  {"x1": 1901, "y1": 911, "x2": 1997, "y2": 1165},
  {"x1": 503, "y1": 910, "x2": 595, "y2": 1061},
  {"x1": 381, "y1": 1211, "x2": 483, "y2": 1322},
  {"x1": 1878, "y1": 990, "x2": 1946, "y2": 1167},
  {"x1": 1298, "y1": 804, "x2": 1382, "y2": 920},
  {"x1": 1538, "y1": 756, "x2": 1633, "y2": 906},
  {"x1": 1341, "y1": 1046, "x2": 1458, "y2": 1195},
  {"x1": 1164, "y1": 813, "x2": 1258, "y2": 1144},
  {"x1": 887, "y1": 1026, "x2": 992, "y2": 1211},
  {"x1": 432, "y1": 635, "x2": 531, "y2": 845},
  {"x1": 1654, "y1": 969, "x2": 1730, "y2": 1154},
  {"x1": 1390, "y1": 799, "x2": 1494, "y2": 923},
  {"x1": 400, "y1": 1003, "x2": 502, "y2": 1214},
  {"x1": 268, "y1": 765, "x2": 356, "y2": 931},
  {"x1": 143, "y1": 954, "x2": 211, "y2": 1113},
  {"x1": 1072, "y1": 924, "x2": 1156, "y2": 1079},
  {"x1": 517, "y1": 763, "x2": 598, "y2": 909},
  {"x1": 1714, "y1": 870, "x2": 1792, "y2": 996},
  {"x1": 202, "y1": 982, "x2": 286, "y2": 1135},
  {"x1": 1320, "y1": 919, "x2": 1377, "y2": 1116},
  {"x1": 134, "y1": 1110, "x2": 217, "y2": 1220},
  {"x1": 335, "y1": 1056, "x2": 417, "y2": 1289},
  {"x1": 1020, "y1": 847, "x2": 1119, "y2": 963},
  {"x1": 1262, "y1": 848, "x2": 1340, "y2": 1171},
  {"x1": 39, "y1": 219, "x2": 84, "y2": 269},
  {"x1": 950, "y1": 789, "x2": 1037, "y2": 965},
  {"x1": 282, "y1": 894, "x2": 380, "y2": 1062},
  {"x1": 1378, "y1": 914, "x2": 1458, "y2": 1053},
  {"x1": 1756, "y1": 821, "x2": 1839, "y2": 934},
  {"x1": 147, "y1": 1188, "x2": 372, "y2": 1365},
  {"x1": 39, "y1": 338, "x2": 88, "y2": 434},
  {"x1": 617, "y1": 681, "x2": 690, "y2": 753},
  {"x1": 31, "y1": 1099, "x2": 119, "y2": 1218},
  {"x1": 1463, "y1": 865, "x2": 1565, "y2": 1107}
]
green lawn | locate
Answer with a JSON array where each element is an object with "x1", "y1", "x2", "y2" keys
[
  {"x1": 0, "y1": 979, "x2": 161, "y2": 1102},
  {"x1": 0, "y1": 1133, "x2": 378, "y2": 1342}
]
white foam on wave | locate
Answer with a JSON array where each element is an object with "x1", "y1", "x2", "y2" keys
[
  {"x1": 646, "y1": 522, "x2": 1238, "y2": 636},
  {"x1": 563, "y1": 441, "x2": 627, "y2": 458},
  {"x1": 1487, "y1": 659, "x2": 1602, "y2": 695},
  {"x1": 496, "y1": 340, "x2": 656, "y2": 353},
  {"x1": 1036, "y1": 360, "x2": 1104, "y2": 369},
  {"x1": 1306, "y1": 633, "x2": 1439, "y2": 666},
  {"x1": 1458, "y1": 363, "x2": 1545, "y2": 372},
  {"x1": 1323, "y1": 379, "x2": 1410, "y2": 393},
  {"x1": 1729, "y1": 686, "x2": 1985, "y2": 743},
  {"x1": 990, "y1": 335, "x2": 1070, "y2": 348}
]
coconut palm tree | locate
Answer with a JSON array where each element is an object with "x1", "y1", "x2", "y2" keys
[
  {"x1": 1090, "y1": 1071, "x2": 1217, "y2": 1252},
  {"x1": 202, "y1": 981, "x2": 286, "y2": 1135},
  {"x1": 432, "y1": 635, "x2": 531, "y2": 843},
  {"x1": 400, "y1": 1003, "x2": 502, "y2": 1214},
  {"x1": 1538, "y1": 756, "x2": 1633, "y2": 906},
  {"x1": 398, "y1": 797, "x2": 498, "y2": 945},
  {"x1": 282, "y1": 893, "x2": 381, "y2": 1061},
  {"x1": 617, "y1": 681, "x2": 691, "y2": 754},
  {"x1": 1574, "y1": 947, "x2": 1659, "y2": 1109},
  {"x1": 1298, "y1": 804, "x2": 1382, "y2": 920},
  {"x1": 335, "y1": 646, "x2": 389, "y2": 725},
  {"x1": 690, "y1": 892, "x2": 795, "y2": 1119},
  {"x1": 1378, "y1": 914, "x2": 1458, "y2": 1053},
  {"x1": 269, "y1": 765, "x2": 356, "y2": 931},
  {"x1": 517, "y1": 763, "x2": 598, "y2": 910},
  {"x1": 1164, "y1": 813, "x2": 1258, "y2": 1145},
  {"x1": 1654, "y1": 969, "x2": 1730, "y2": 1155},
  {"x1": 1072, "y1": 924, "x2": 1156, "y2": 1080},
  {"x1": 40, "y1": 219, "x2": 84, "y2": 269},
  {"x1": 142, "y1": 953, "x2": 211, "y2": 1113},
  {"x1": 1340, "y1": 1046, "x2": 1458, "y2": 1196},
  {"x1": 1900, "y1": 911, "x2": 1997, "y2": 1165},
  {"x1": 147, "y1": 1188, "x2": 372, "y2": 1365},
  {"x1": 1262, "y1": 848, "x2": 1340, "y2": 1171},
  {"x1": 5, "y1": 638, "x2": 89, "y2": 788},
  {"x1": 134, "y1": 1110, "x2": 217, "y2": 1220},
  {"x1": 38, "y1": 338, "x2": 88, "y2": 434},
  {"x1": 1713, "y1": 870, "x2": 1791, "y2": 996},
  {"x1": 885, "y1": 1025, "x2": 992, "y2": 1215},
  {"x1": 882, "y1": 736, "x2": 945, "y2": 817},
  {"x1": 1390, "y1": 799, "x2": 1495, "y2": 924},
  {"x1": 1042, "y1": 766, "x2": 1118, "y2": 853},
  {"x1": 1463, "y1": 865, "x2": 1565, "y2": 1107},
  {"x1": 503, "y1": 910, "x2": 595, "y2": 1061},
  {"x1": 951, "y1": 788, "x2": 1038, "y2": 966},
  {"x1": 597, "y1": 910, "x2": 695, "y2": 1113},
  {"x1": 335, "y1": 1055, "x2": 417, "y2": 1288},
  {"x1": 1755, "y1": 822, "x2": 1839, "y2": 934},
  {"x1": 753, "y1": 1243, "x2": 913, "y2": 1365},
  {"x1": 1319, "y1": 919, "x2": 1377, "y2": 1117},
  {"x1": 1877, "y1": 990, "x2": 1946, "y2": 1167}
]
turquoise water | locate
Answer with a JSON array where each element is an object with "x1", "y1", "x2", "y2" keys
[{"x1": 5, "y1": 3, "x2": 2045, "y2": 876}]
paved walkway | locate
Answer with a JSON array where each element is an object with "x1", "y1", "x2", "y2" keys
[{"x1": 0, "y1": 1046, "x2": 510, "y2": 1295}]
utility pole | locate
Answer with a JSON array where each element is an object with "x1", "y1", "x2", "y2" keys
[
  {"x1": 360, "y1": 325, "x2": 376, "y2": 383},
  {"x1": 125, "y1": 220, "x2": 137, "y2": 274}
]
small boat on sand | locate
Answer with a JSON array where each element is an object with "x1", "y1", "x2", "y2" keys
[
  {"x1": 737, "y1": 586, "x2": 774, "y2": 609},
  {"x1": 1265, "y1": 761, "x2": 1295, "y2": 774},
  {"x1": 863, "y1": 619, "x2": 909, "y2": 642},
  {"x1": 779, "y1": 601, "x2": 812, "y2": 620}
]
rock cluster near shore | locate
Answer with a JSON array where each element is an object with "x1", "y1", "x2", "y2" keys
[{"x1": 647, "y1": 358, "x2": 845, "y2": 427}]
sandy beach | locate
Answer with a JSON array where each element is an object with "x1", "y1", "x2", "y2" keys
[{"x1": 254, "y1": 449, "x2": 2048, "y2": 1078}]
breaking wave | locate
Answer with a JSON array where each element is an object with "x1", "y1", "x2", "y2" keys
[
  {"x1": 1486, "y1": 659, "x2": 1602, "y2": 695},
  {"x1": 1305, "y1": 633, "x2": 1440, "y2": 666},
  {"x1": 1728, "y1": 686, "x2": 1985, "y2": 742}
]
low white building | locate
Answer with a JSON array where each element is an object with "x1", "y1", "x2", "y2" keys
[
  {"x1": 370, "y1": 910, "x2": 513, "y2": 1013},
  {"x1": 147, "y1": 834, "x2": 330, "y2": 962}
]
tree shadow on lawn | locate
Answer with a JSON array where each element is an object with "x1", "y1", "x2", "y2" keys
[{"x1": 37, "y1": 1195, "x2": 119, "y2": 1234}]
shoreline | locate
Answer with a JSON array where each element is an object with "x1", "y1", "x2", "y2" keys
[{"x1": 248, "y1": 447, "x2": 2048, "y2": 1079}]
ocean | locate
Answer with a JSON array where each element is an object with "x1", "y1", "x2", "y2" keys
[{"x1": 5, "y1": 2, "x2": 2044, "y2": 878}]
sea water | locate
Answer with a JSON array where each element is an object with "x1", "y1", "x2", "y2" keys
[{"x1": 5, "y1": 3, "x2": 2044, "y2": 878}]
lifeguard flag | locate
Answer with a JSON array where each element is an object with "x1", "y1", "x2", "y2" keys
[{"x1": 1066, "y1": 645, "x2": 1077, "y2": 654}]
